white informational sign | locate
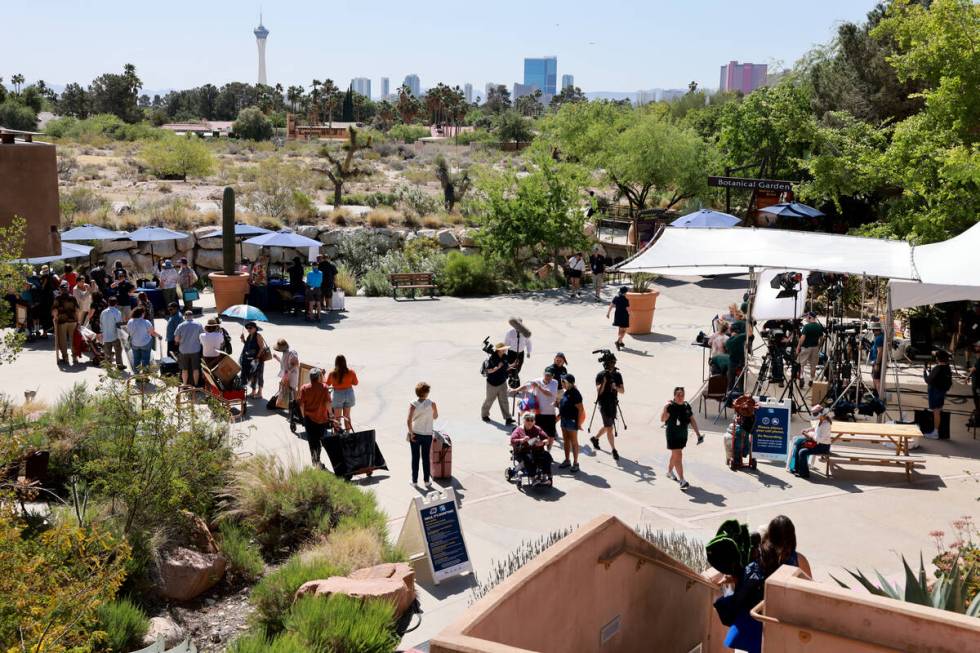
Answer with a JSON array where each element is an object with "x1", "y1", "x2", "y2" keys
[
  {"x1": 395, "y1": 487, "x2": 472, "y2": 585},
  {"x1": 752, "y1": 397, "x2": 792, "y2": 462},
  {"x1": 753, "y1": 269, "x2": 810, "y2": 321}
]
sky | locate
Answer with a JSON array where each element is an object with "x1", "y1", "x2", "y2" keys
[{"x1": 2, "y1": 0, "x2": 879, "y2": 96}]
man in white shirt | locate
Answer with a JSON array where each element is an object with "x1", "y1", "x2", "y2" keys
[
  {"x1": 99, "y1": 296, "x2": 125, "y2": 370},
  {"x1": 504, "y1": 318, "x2": 532, "y2": 374},
  {"x1": 515, "y1": 366, "x2": 559, "y2": 449}
]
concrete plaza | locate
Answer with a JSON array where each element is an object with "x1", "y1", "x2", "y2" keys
[{"x1": 3, "y1": 278, "x2": 978, "y2": 648}]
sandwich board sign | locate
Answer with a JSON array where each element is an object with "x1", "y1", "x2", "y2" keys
[
  {"x1": 396, "y1": 487, "x2": 472, "y2": 585},
  {"x1": 751, "y1": 397, "x2": 791, "y2": 461}
]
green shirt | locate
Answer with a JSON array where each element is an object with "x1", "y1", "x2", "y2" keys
[
  {"x1": 726, "y1": 333, "x2": 746, "y2": 365},
  {"x1": 800, "y1": 321, "x2": 824, "y2": 348}
]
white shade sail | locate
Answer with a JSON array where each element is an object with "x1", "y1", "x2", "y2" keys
[
  {"x1": 616, "y1": 227, "x2": 919, "y2": 280},
  {"x1": 889, "y1": 223, "x2": 980, "y2": 309}
]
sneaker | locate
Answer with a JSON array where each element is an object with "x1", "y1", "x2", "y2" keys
[
  {"x1": 505, "y1": 418, "x2": 516, "y2": 425},
  {"x1": 590, "y1": 436, "x2": 600, "y2": 450},
  {"x1": 559, "y1": 460, "x2": 571, "y2": 469},
  {"x1": 612, "y1": 448, "x2": 619, "y2": 461},
  {"x1": 697, "y1": 435, "x2": 704, "y2": 445},
  {"x1": 481, "y1": 416, "x2": 491, "y2": 423},
  {"x1": 570, "y1": 463, "x2": 579, "y2": 473},
  {"x1": 425, "y1": 480, "x2": 433, "y2": 489},
  {"x1": 667, "y1": 471, "x2": 677, "y2": 481},
  {"x1": 922, "y1": 431, "x2": 939, "y2": 440},
  {"x1": 679, "y1": 480, "x2": 690, "y2": 490}
]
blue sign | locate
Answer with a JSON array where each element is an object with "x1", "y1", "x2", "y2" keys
[
  {"x1": 752, "y1": 400, "x2": 790, "y2": 461},
  {"x1": 419, "y1": 497, "x2": 471, "y2": 581}
]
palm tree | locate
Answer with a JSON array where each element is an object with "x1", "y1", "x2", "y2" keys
[
  {"x1": 320, "y1": 79, "x2": 340, "y2": 127},
  {"x1": 397, "y1": 85, "x2": 420, "y2": 125},
  {"x1": 286, "y1": 85, "x2": 304, "y2": 112},
  {"x1": 10, "y1": 73, "x2": 25, "y2": 93},
  {"x1": 310, "y1": 79, "x2": 321, "y2": 121}
]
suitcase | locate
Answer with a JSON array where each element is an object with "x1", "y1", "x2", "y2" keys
[
  {"x1": 430, "y1": 430, "x2": 452, "y2": 479},
  {"x1": 915, "y1": 408, "x2": 950, "y2": 439},
  {"x1": 327, "y1": 429, "x2": 389, "y2": 480},
  {"x1": 159, "y1": 356, "x2": 179, "y2": 377}
]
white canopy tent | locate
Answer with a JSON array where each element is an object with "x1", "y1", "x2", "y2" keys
[
  {"x1": 753, "y1": 269, "x2": 811, "y2": 321},
  {"x1": 890, "y1": 222, "x2": 980, "y2": 309}
]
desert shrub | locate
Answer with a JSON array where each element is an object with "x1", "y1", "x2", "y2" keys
[
  {"x1": 60, "y1": 187, "x2": 109, "y2": 224},
  {"x1": 422, "y1": 215, "x2": 445, "y2": 229},
  {"x1": 343, "y1": 191, "x2": 398, "y2": 208},
  {"x1": 333, "y1": 264, "x2": 357, "y2": 295},
  {"x1": 395, "y1": 184, "x2": 440, "y2": 217},
  {"x1": 289, "y1": 190, "x2": 317, "y2": 221},
  {"x1": 401, "y1": 167, "x2": 437, "y2": 185},
  {"x1": 455, "y1": 129, "x2": 495, "y2": 145},
  {"x1": 297, "y1": 526, "x2": 384, "y2": 573},
  {"x1": 336, "y1": 230, "x2": 392, "y2": 278},
  {"x1": 229, "y1": 631, "x2": 310, "y2": 653},
  {"x1": 219, "y1": 522, "x2": 266, "y2": 583},
  {"x1": 250, "y1": 557, "x2": 345, "y2": 633},
  {"x1": 366, "y1": 209, "x2": 395, "y2": 228},
  {"x1": 361, "y1": 269, "x2": 392, "y2": 297},
  {"x1": 388, "y1": 124, "x2": 430, "y2": 144},
  {"x1": 0, "y1": 99, "x2": 38, "y2": 131},
  {"x1": 247, "y1": 158, "x2": 311, "y2": 218},
  {"x1": 636, "y1": 527, "x2": 709, "y2": 572},
  {"x1": 141, "y1": 135, "x2": 215, "y2": 181},
  {"x1": 471, "y1": 527, "x2": 574, "y2": 603},
  {"x1": 218, "y1": 455, "x2": 387, "y2": 556},
  {"x1": 47, "y1": 114, "x2": 163, "y2": 142},
  {"x1": 96, "y1": 598, "x2": 149, "y2": 653},
  {"x1": 233, "y1": 107, "x2": 274, "y2": 141},
  {"x1": 57, "y1": 151, "x2": 79, "y2": 181},
  {"x1": 286, "y1": 595, "x2": 398, "y2": 653},
  {"x1": 439, "y1": 252, "x2": 496, "y2": 296}
]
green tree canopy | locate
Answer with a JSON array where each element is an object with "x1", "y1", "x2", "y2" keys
[
  {"x1": 494, "y1": 110, "x2": 533, "y2": 144},
  {"x1": 233, "y1": 106, "x2": 274, "y2": 141},
  {"x1": 141, "y1": 135, "x2": 215, "y2": 181}
]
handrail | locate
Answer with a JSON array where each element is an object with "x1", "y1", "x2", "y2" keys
[
  {"x1": 597, "y1": 543, "x2": 717, "y2": 590},
  {"x1": 749, "y1": 600, "x2": 779, "y2": 624}
]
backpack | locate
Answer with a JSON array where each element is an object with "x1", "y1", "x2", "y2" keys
[
  {"x1": 479, "y1": 359, "x2": 489, "y2": 377},
  {"x1": 221, "y1": 329, "x2": 233, "y2": 355}
]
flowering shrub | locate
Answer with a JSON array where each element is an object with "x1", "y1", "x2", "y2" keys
[{"x1": 931, "y1": 516, "x2": 979, "y2": 610}]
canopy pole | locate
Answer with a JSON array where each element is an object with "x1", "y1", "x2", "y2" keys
[
  {"x1": 881, "y1": 287, "x2": 900, "y2": 418},
  {"x1": 745, "y1": 266, "x2": 756, "y2": 393}
]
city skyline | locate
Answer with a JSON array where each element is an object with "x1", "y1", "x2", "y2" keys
[{"x1": 1, "y1": 1, "x2": 878, "y2": 93}]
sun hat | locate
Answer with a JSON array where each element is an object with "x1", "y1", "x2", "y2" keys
[
  {"x1": 274, "y1": 338, "x2": 290, "y2": 352},
  {"x1": 243, "y1": 320, "x2": 259, "y2": 331},
  {"x1": 205, "y1": 318, "x2": 219, "y2": 331},
  {"x1": 494, "y1": 342, "x2": 508, "y2": 352}
]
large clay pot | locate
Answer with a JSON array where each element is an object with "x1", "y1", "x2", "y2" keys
[
  {"x1": 625, "y1": 290, "x2": 660, "y2": 335},
  {"x1": 209, "y1": 272, "x2": 249, "y2": 314}
]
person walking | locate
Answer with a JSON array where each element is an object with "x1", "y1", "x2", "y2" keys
[
  {"x1": 660, "y1": 387, "x2": 702, "y2": 490},
  {"x1": 305, "y1": 263, "x2": 323, "y2": 321},
  {"x1": 126, "y1": 307, "x2": 161, "y2": 374},
  {"x1": 174, "y1": 311, "x2": 204, "y2": 386},
  {"x1": 481, "y1": 342, "x2": 514, "y2": 425},
  {"x1": 923, "y1": 350, "x2": 953, "y2": 439},
  {"x1": 566, "y1": 252, "x2": 585, "y2": 297},
  {"x1": 158, "y1": 259, "x2": 179, "y2": 307},
  {"x1": 239, "y1": 321, "x2": 268, "y2": 398},
  {"x1": 51, "y1": 281, "x2": 79, "y2": 366},
  {"x1": 607, "y1": 286, "x2": 630, "y2": 350},
  {"x1": 99, "y1": 296, "x2": 125, "y2": 370},
  {"x1": 558, "y1": 374, "x2": 585, "y2": 472},
  {"x1": 176, "y1": 258, "x2": 199, "y2": 313},
  {"x1": 274, "y1": 338, "x2": 300, "y2": 412},
  {"x1": 298, "y1": 368, "x2": 332, "y2": 469},
  {"x1": 72, "y1": 275, "x2": 93, "y2": 325},
  {"x1": 164, "y1": 302, "x2": 182, "y2": 358},
  {"x1": 589, "y1": 245, "x2": 606, "y2": 301},
  {"x1": 795, "y1": 312, "x2": 824, "y2": 386},
  {"x1": 327, "y1": 354, "x2": 358, "y2": 431},
  {"x1": 407, "y1": 382, "x2": 439, "y2": 488},
  {"x1": 591, "y1": 358, "x2": 624, "y2": 460}
]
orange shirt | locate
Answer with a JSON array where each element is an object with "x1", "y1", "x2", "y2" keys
[
  {"x1": 299, "y1": 382, "x2": 331, "y2": 423},
  {"x1": 327, "y1": 369, "x2": 359, "y2": 390}
]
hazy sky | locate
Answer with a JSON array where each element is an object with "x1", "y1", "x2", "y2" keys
[{"x1": 3, "y1": 0, "x2": 877, "y2": 94}]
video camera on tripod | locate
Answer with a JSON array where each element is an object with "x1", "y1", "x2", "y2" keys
[
  {"x1": 592, "y1": 348, "x2": 618, "y2": 369},
  {"x1": 481, "y1": 337, "x2": 521, "y2": 388}
]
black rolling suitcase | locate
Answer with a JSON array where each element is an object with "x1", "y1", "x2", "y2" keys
[
  {"x1": 159, "y1": 355, "x2": 179, "y2": 377},
  {"x1": 324, "y1": 429, "x2": 388, "y2": 480}
]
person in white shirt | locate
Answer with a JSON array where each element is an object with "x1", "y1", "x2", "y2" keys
[
  {"x1": 199, "y1": 318, "x2": 226, "y2": 369},
  {"x1": 709, "y1": 322, "x2": 730, "y2": 356},
  {"x1": 790, "y1": 406, "x2": 833, "y2": 479},
  {"x1": 515, "y1": 366, "x2": 559, "y2": 450},
  {"x1": 567, "y1": 252, "x2": 586, "y2": 296},
  {"x1": 159, "y1": 259, "x2": 180, "y2": 307},
  {"x1": 407, "y1": 382, "x2": 439, "y2": 488},
  {"x1": 99, "y1": 296, "x2": 125, "y2": 369},
  {"x1": 504, "y1": 317, "x2": 532, "y2": 374}
]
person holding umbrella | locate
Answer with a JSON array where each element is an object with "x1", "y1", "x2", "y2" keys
[{"x1": 239, "y1": 321, "x2": 269, "y2": 398}]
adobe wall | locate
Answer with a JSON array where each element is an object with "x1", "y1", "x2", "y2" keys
[{"x1": 0, "y1": 141, "x2": 60, "y2": 257}]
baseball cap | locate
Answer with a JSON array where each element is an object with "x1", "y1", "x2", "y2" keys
[
  {"x1": 564, "y1": 373, "x2": 576, "y2": 384},
  {"x1": 544, "y1": 365, "x2": 557, "y2": 376}
]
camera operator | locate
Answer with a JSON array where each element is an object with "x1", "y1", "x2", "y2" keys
[
  {"x1": 481, "y1": 342, "x2": 515, "y2": 425},
  {"x1": 796, "y1": 312, "x2": 824, "y2": 386},
  {"x1": 591, "y1": 352, "x2": 624, "y2": 460}
]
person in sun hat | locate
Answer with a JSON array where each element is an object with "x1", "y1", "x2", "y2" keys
[
  {"x1": 789, "y1": 405, "x2": 833, "y2": 479},
  {"x1": 239, "y1": 320, "x2": 269, "y2": 398},
  {"x1": 481, "y1": 342, "x2": 514, "y2": 425}
]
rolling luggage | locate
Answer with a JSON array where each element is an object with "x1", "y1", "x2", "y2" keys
[
  {"x1": 430, "y1": 430, "x2": 452, "y2": 479},
  {"x1": 325, "y1": 429, "x2": 388, "y2": 480}
]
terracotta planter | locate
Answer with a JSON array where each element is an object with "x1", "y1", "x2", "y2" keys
[
  {"x1": 625, "y1": 290, "x2": 660, "y2": 335},
  {"x1": 209, "y1": 272, "x2": 249, "y2": 314}
]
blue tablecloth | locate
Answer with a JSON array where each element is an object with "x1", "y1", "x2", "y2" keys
[{"x1": 141, "y1": 288, "x2": 167, "y2": 314}]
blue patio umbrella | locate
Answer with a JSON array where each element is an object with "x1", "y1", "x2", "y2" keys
[
  {"x1": 200, "y1": 223, "x2": 272, "y2": 262},
  {"x1": 671, "y1": 209, "x2": 741, "y2": 228},
  {"x1": 15, "y1": 242, "x2": 94, "y2": 265},
  {"x1": 243, "y1": 229, "x2": 323, "y2": 249},
  {"x1": 60, "y1": 224, "x2": 129, "y2": 241},
  {"x1": 127, "y1": 226, "x2": 191, "y2": 263},
  {"x1": 759, "y1": 202, "x2": 825, "y2": 219},
  {"x1": 221, "y1": 304, "x2": 269, "y2": 322}
]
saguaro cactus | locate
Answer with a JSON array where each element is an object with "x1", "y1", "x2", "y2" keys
[{"x1": 222, "y1": 187, "x2": 235, "y2": 275}]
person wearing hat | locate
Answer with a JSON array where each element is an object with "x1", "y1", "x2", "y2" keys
[
  {"x1": 273, "y1": 338, "x2": 300, "y2": 409},
  {"x1": 796, "y1": 312, "x2": 825, "y2": 387},
  {"x1": 510, "y1": 412, "x2": 553, "y2": 485},
  {"x1": 607, "y1": 286, "x2": 630, "y2": 350},
  {"x1": 504, "y1": 317, "x2": 532, "y2": 375},
  {"x1": 514, "y1": 366, "x2": 559, "y2": 450},
  {"x1": 174, "y1": 311, "x2": 204, "y2": 386},
  {"x1": 159, "y1": 259, "x2": 179, "y2": 307},
  {"x1": 51, "y1": 281, "x2": 80, "y2": 366},
  {"x1": 299, "y1": 368, "x2": 332, "y2": 469},
  {"x1": 199, "y1": 318, "x2": 225, "y2": 369},
  {"x1": 790, "y1": 405, "x2": 833, "y2": 479},
  {"x1": 239, "y1": 321, "x2": 269, "y2": 398},
  {"x1": 557, "y1": 374, "x2": 585, "y2": 472},
  {"x1": 481, "y1": 342, "x2": 514, "y2": 425},
  {"x1": 176, "y1": 258, "x2": 198, "y2": 312}
]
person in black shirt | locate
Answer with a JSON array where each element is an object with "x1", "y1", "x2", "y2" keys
[
  {"x1": 287, "y1": 256, "x2": 305, "y2": 296},
  {"x1": 481, "y1": 342, "x2": 514, "y2": 424},
  {"x1": 923, "y1": 350, "x2": 953, "y2": 439},
  {"x1": 89, "y1": 260, "x2": 108, "y2": 295},
  {"x1": 317, "y1": 254, "x2": 338, "y2": 308},
  {"x1": 660, "y1": 387, "x2": 702, "y2": 490},
  {"x1": 558, "y1": 374, "x2": 584, "y2": 472},
  {"x1": 591, "y1": 360, "x2": 624, "y2": 460},
  {"x1": 607, "y1": 286, "x2": 630, "y2": 350},
  {"x1": 589, "y1": 246, "x2": 606, "y2": 301}
]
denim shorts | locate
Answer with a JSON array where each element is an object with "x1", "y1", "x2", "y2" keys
[
  {"x1": 560, "y1": 417, "x2": 578, "y2": 431},
  {"x1": 332, "y1": 387, "x2": 355, "y2": 409},
  {"x1": 927, "y1": 387, "x2": 946, "y2": 410}
]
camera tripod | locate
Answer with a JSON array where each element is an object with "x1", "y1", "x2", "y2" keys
[
  {"x1": 587, "y1": 396, "x2": 628, "y2": 436},
  {"x1": 751, "y1": 344, "x2": 811, "y2": 415}
]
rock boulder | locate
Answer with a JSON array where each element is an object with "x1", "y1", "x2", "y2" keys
[
  {"x1": 142, "y1": 616, "x2": 185, "y2": 648},
  {"x1": 194, "y1": 249, "x2": 224, "y2": 270},
  {"x1": 104, "y1": 251, "x2": 134, "y2": 272},
  {"x1": 295, "y1": 563, "x2": 416, "y2": 618},
  {"x1": 97, "y1": 239, "x2": 136, "y2": 254},
  {"x1": 437, "y1": 229, "x2": 459, "y2": 249},
  {"x1": 157, "y1": 547, "x2": 226, "y2": 602}
]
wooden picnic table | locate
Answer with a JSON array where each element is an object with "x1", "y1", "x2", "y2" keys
[{"x1": 830, "y1": 422, "x2": 922, "y2": 456}]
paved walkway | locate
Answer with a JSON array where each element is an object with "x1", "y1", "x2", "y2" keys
[{"x1": 4, "y1": 278, "x2": 978, "y2": 649}]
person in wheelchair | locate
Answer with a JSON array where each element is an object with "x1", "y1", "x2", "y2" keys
[{"x1": 509, "y1": 413, "x2": 554, "y2": 486}]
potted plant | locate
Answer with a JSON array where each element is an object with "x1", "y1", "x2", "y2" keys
[
  {"x1": 626, "y1": 272, "x2": 660, "y2": 335},
  {"x1": 209, "y1": 187, "x2": 250, "y2": 313}
]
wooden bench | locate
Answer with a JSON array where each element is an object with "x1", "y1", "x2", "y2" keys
[
  {"x1": 818, "y1": 449, "x2": 924, "y2": 481},
  {"x1": 389, "y1": 272, "x2": 436, "y2": 299}
]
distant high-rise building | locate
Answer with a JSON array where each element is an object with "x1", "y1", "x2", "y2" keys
[
  {"x1": 253, "y1": 13, "x2": 269, "y2": 85},
  {"x1": 512, "y1": 82, "x2": 536, "y2": 100},
  {"x1": 523, "y1": 56, "x2": 558, "y2": 96},
  {"x1": 485, "y1": 83, "x2": 495, "y2": 102},
  {"x1": 636, "y1": 88, "x2": 688, "y2": 106},
  {"x1": 351, "y1": 77, "x2": 371, "y2": 98},
  {"x1": 403, "y1": 74, "x2": 421, "y2": 97},
  {"x1": 719, "y1": 61, "x2": 767, "y2": 94},
  {"x1": 380, "y1": 77, "x2": 390, "y2": 100},
  {"x1": 561, "y1": 74, "x2": 574, "y2": 90},
  {"x1": 464, "y1": 83, "x2": 473, "y2": 103}
]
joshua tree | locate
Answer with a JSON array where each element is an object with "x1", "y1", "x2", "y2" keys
[
  {"x1": 434, "y1": 155, "x2": 471, "y2": 212},
  {"x1": 314, "y1": 126, "x2": 372, "y2": 206}
]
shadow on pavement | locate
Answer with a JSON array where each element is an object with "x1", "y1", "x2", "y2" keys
[
  {"x1": 615, "y1": 456, "x2": 657, "y2": 484},
  {"x1": 525, "y1": 485, "x2": 566, "y2": 502},
  {"x1": 685, "y1": 485, "x2": 727, "y2": 506},
  {"x1": 695, "y1": 276, "x2": 750, "y2": 290},
  {"x1": 630, "y1": 333, "x2": 677, "y2": 344},
  {"x1": 418, "y1": 572, "x2": 477, "y2": 600}
]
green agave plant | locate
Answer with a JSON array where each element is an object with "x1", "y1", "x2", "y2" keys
[{"x1": 832, "y1": 553, "x2": 980, "y2": 617}]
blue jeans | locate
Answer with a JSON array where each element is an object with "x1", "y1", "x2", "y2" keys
[
  {"x1": 795, "y1": 442, "x2": 830, "y2": 478},
  {"x1": 132, "y1": 345, "x2": 152, "y2": 372},
  {"x1": 410, "y1": 434, "x2": 433, "y2": 483}
]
